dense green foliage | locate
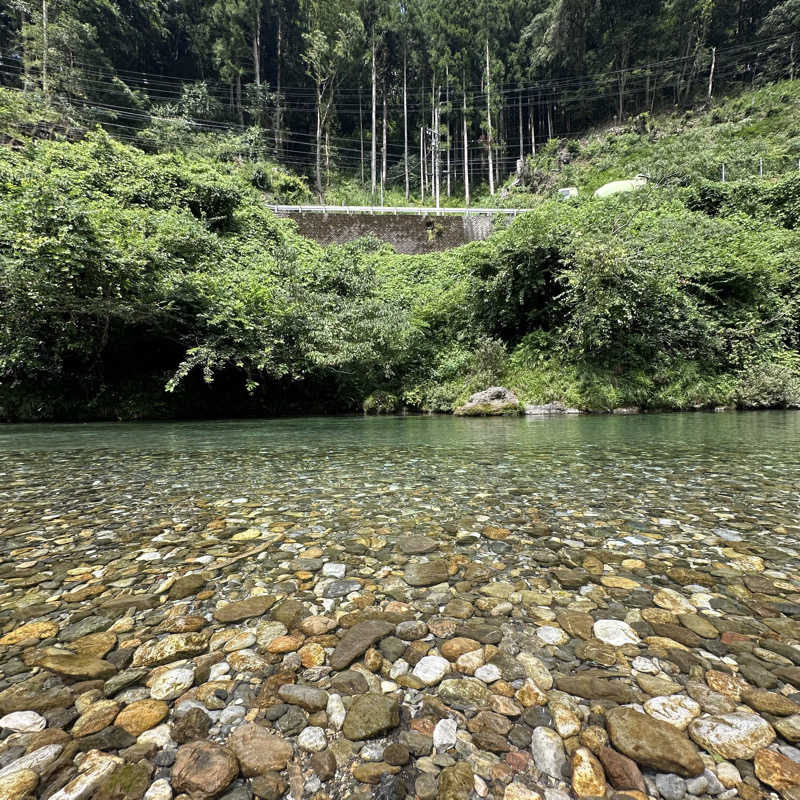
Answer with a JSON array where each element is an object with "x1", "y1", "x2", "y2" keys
[
  {"x1": 1, "y1": 0, "x2": 798, "y2": 200},
  {"x1": 519, "y1": 82, "x2": 800, "y2": 196},
  {"x1": 2, "y1": 81, "x2": 799, "y2": 420}
]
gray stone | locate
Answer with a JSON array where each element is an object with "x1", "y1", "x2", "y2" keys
[
  {"x1": 404, "y1": 560, "x2": 449, "y2": 587},
  {"x1": 342, "y1": 694, "x2": 400, "y2": 740},
  {"x1": 329, "y1": 621, "x2": 395, "y2": 670},
  {"x1": 655, "y1": 773, "x2": 686, "y2": 800}
]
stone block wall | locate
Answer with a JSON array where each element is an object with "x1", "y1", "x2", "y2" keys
[{"x1": 280, "y1": 211, "x2": 502, "y2": 254}]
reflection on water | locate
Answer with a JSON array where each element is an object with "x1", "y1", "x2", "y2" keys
[{"x1": 1, "y1": 413, "x2": 799, "y2": 564}]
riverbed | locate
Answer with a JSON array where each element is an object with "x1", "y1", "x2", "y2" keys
[{"x1": 1, "y1": 412, "x2": 799, "y2": 800}]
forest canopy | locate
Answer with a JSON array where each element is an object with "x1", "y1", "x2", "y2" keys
[{"x1": 1, "y1": 0, "x2": 798, "y2": 199}]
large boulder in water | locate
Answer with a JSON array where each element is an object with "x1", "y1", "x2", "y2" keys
[{"x1": 454, "y1": 387, "x2": 522, "y2": 417}]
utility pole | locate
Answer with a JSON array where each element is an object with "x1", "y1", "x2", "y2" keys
[
  {"x1": 463, "y1": 79, "x2": 470, "y2": 207},
  {"x1": 708, "y1": 46, "x2": 717, "y2": 100},
  {"x1": 426, "y1": 126, "x2": 440, "y2": 208},
  {"x1": 371, "y1": 37, "x2": 377, "y2": 200},
  {"x1": 41, "y1": 0, "x2": 48, "y2": 97},
  {"x1": 486, "y1": 39, "x2": 495, "y2": 196},
  {"x1": 403, "y1": 46, "x2": 409, "y2": 203}
]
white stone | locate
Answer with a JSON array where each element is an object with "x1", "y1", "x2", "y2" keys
[
  {"x1": 48, "y1": 750, "x2": 121, "y2": 800},
  {"x1": 551, "y1": 702, "x2": 581, "y2": 738},
  {"x1": 433, "y1": 718, "x2": 458, "y2": 751},
  {"x1": 715, "y1": 762, "x2": 742, "y2": 789},
  {"x1": 644, "y1": 695, "x2": 701, "y2": 730},
  {"x1": 0, "y1": 711, "x2": 46, "y2": 732},
  {"x1": 505, "y1": 783, "x2": 543, "y2": 800},
  {"x1": 689, "y1": 712, "x2": 775, "y2": 760},
  {"x1": 654, "y1": 588, "x2": 695, "y2": 614},
  {"x1": 322, "y1": 563, "x2": 346, "y2": 578},
  {"x1": 389, "y1": 660, "x2": 409, "y2": 679},
  {"x1": 474, "y1": 664, "x2": 502, "y2": 684},
  {"x1": 298, "y1": 726, "x2": 327, "y2": 752},
  {"x1": 456, "y1": 650, "x2": 484, "y2": 675},
  {"x1": 360, "y1": 743, "x2": 384, "y2": 762},
  {"x1": 150, "y1": 667, "x2": 194, "y2": 701},
  {"x1": 632, "y1": 656, "x2": 659, "y2": 674},
  {"x1": 413, "y1": 655, "x2": 450, "y2": 686},
  {"x1": 326, "y1": 694, "x2": 346, "y2": 730},
  {"x1": 536, "y1": 626, "x2": 569, "y2": 646},
  {"x1": 208, "y1": 662, "x2": 230, "y2": 681},
  {"x1": 517, "y1": 653, "x2": 553, "y2": 690},
  {"x1": 219, "y1": 705, "x2": 246, "y2": 726},
  {"x1": 593, "y1": 619, "x2": 641, "y2": 647},
  {"x1": 0, "y1": 744, "x2": 63, "y2": 780},
  {"x1": 144, "y1": 778, "x2": 173, "y2": 800},
  {"x1": 255, "y1": 620, "x2": 288, "y2": 648},
  {"x1": 531, "y1": 726, "x2": 568, "y2": 779},
  {"x1": 137, "y1": 723, "x2": 174, "y2": 748}
]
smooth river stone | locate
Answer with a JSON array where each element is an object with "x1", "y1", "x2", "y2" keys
[
  {"x1": 39, "y1": 653, "x2": 117, "y2": 680},
  {"x1": 0, "y1": 711, "x2": 47, "y2": 732},
  {"x1": 593, "y1": 619, "x2": 641, "y2": 646},
  {"x1": 688, "y1": 712, "x2": 775, "y2": 759},
  {"x1": 342, "y1": 693, "x2": 400, "y2": 740},
  {"x1": 403, "y1": 559, "x2": 448, "y2": 587},
  {"x1": 213, "y1": 596, "x2": 273, "y2": 623},
  {"x1": 605, "y1": 707, "x2": 704, "y2": 777},
  {"x1": 644, "y1": 695, "x2": 702, "y2": 730},
  {"x1": 172, "y1": 741, "x2": 239, "y2": 798},
  {"x1": 131, "y1": 632, "x2": 209, "y2": 667},
  {"x1": 329, "y1": 620, "x2": 394, "y2": 670},
  {"x1": 227, "y1": 723, "x2": 293, "y2": 775}
]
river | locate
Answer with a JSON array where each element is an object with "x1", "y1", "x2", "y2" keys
[{"x1": 1, "y1": 412, "x2": 799, "y2": 799}]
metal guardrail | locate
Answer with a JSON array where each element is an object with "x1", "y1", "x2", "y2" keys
[{"x1": 266, "y1": 204, "x2": 535, "y2": 216}]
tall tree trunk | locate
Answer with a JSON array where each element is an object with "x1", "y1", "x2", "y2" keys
[
  {"x1": 485, "y1": 40, "x2": 494, "y2": 196},
  {"x1": 529, "y1": 93, "x2": 536, "y2": 156},
  {"x1": 547, "y1": 91, "x2": 553, "y2": 139},
  {"x1": 371, "y1": 37, "x2": 377, "y2": 200},
  {"x1": 41, "y1": 0, "x2": 48, "y2": 96},
  {"x1": 315, "y1": 84, "x2": 324, "y2": 199},
  {"x1": 381, "y1": 82, "x2": 387, "y2": 204},
  {"x1": 403, "y1": 46, "x2": 409, "y2": 202},
  {"x1": 707, "y1": 46, "x2": 717, "y2": 99},
  {"x1": 431, "y1": 77, "x2": 435, "y2": 204},
  {"x1": 253, "y1": 4, "x2": 261, "y2": 86},
  {"x1": 445, "y1": 65, "x2": 450, "y2": 198},
  {"x1": 274, "y1": 14, "x2": 282, "y2": 156},
  {"x1": 463, "y1": 78, "x2": 470, "y2": 207},
  {"x1": 420, "y1": 125, "x2": 425, "y2": 203},
  {"x1": 236, "y1": 72, "x2": 243, "y2": 126},
  {"x1": 359, "y1": 90, "x2": 365, "y2": 186}
]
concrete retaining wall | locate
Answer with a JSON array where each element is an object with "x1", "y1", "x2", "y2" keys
[{"x1": 281, "y1": 211, "x2": 500, "y2": 254}]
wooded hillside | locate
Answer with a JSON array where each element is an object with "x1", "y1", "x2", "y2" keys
[{"x1": 1, "y1": 0, "x2": 798, "y2": 200}]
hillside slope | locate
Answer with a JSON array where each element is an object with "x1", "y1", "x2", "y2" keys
[
  {"x1": 1, "y1": 83, "x2": 799, "y2": 420},
  {"x1": 505, "y1": 82, "x2": 800, "y2": 198}
]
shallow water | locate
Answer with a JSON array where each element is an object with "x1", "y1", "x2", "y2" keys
[{"x1": 2, "y1": 412, "x2": 799, "y2": 576}]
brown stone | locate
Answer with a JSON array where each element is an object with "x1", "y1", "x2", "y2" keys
[
  {"x1": 71, "y1": 699, "x2": 120, "y2": 737},
  {"x1": 40, "y1": 654, "x2": 117, "y2": 680},
  {"x1": 597, "y1": 747, "x2": 647, "y2": 793},
  {"x1": 213, "y1": 596, "x2": 274, "y2": 623},
  {"x1": 755, "y1": 748, "x2": 800, "y2": 795},
  {"x1": 227, "y1": 723, "x2": 293, "y2": 775},
  {"x1": 114, "y1": 699, "x2": 169, "y2": 737},
  {"x1": 605, "y1": 707, "x2": 704, "y2": 778},
  {"x1": 441, "y1": 637, "x2": 481, "y2": 661},
  {"x1": 572, "y1": 747, "x2": 606, "y2": 798},
  {"x1": 172, "y1": 741, "x2": 238, "y2": 800},
  {"x1": 352, "y1": 762, "x2": 401, "y2": 784}
]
